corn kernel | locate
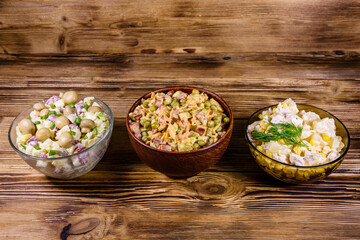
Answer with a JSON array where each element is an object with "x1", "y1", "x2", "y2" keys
[
  {"x1": 256, "y1": 145, "x2": 265, "y2": 153},
  {"x1": 266, "y1": 151, "x2": 273, "y2": 158},
  {"x1": 310, "y1": 138, "x2": 320, "y2": 146},
  {"x1": 321, "y1": 133, "x2": 330, "y2": 142},
  {"x1": 258, "y1": 113, "x2": 263, "y2": 120},
  {"x1": 278, "y1": 139, "x2": 285, "y2": 144},
  {"x1": 264, "y1": 112, "x2": 270, "y2": 117},
  {"x1": 293, "y1": 146, "x2": 301, "y2": 155},
  {"x1": 320, "y1": 152, "x2": 327, "y2": 158},
  {"x1": 281, "y1": 103, "x2": 288, "y2": 108}
]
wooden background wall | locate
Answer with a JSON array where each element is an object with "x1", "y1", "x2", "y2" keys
[{"x1": 0, "y1": 0, "x2": 359, "y2": 239}]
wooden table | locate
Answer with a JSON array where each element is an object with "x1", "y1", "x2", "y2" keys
[{"x1": 1, "y1": 1, "x2": 359, "y2": 239}]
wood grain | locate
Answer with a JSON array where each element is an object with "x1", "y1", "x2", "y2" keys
[{"x1": 0, "y1": 0, "x2": 359, "y2": 239}]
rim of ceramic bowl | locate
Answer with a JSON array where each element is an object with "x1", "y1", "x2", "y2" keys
[
  {"x1": 126, "y1": 86, "x2": 234, "y2": 155},
  {"x1": 245, "y1": 103, "x2": 350, "y2": 169},
  {"x1": 8, "y1": 95, "x2": 114, "y2": 161}
]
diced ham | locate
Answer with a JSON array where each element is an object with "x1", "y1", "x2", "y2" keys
[
  {"x1": 133, "y1": 108, "x2": 145, "y2": 120},
  {"x1": 27, "y1": 136, "x2": 39, "y2": 146},
  {"x1": 196, "y1": 126, "x2": 206, "y2": 135},
  {"x1": 166, "y1": 90, "x2": 174, "y2": 96},
  {"x1": 72, "y1": 140, "x2": 80, "y2": 146},
  {"x1": 40, "y1": 152, "x2": 47, "y2": 158},
  {"x1": 47, "y1": 114, "x2": 58, "y2": 122},
  {"x1": 74, "y1": 146, "x2": 86, "y2": 154},
  {"x1": 153, "y1": 137, "x2": 162, "y2": 148},
  {"x1": 45, "y1": 95, "x2": 61, "y2": 107},
  {"x1": 160, "y1": 144, "x2": 171, "y2": 151},
  {"x1": 195, "y1": 110, "x2": 207, "y2": 124},
  {"x1": 54, "y1": 167, "x2": 61, "y2": 174},
  {"x1": 155, "y1": 97, "x2": 163, "y2": 107},
  {"x1": 217, "y1": 132, "x2": 225, "y2": 138},
  {"x1": 75, "y1": 101, "x2": 86, "y2": 115},
  {"x1": 129, "y1": 122, "x2": 141, "y2": 139},
  {"x1": 58, "y1": 148, "x2": 69, "y2": 157},
  {"x1": 171, "y1": 109, "x2": 179, "y2": 119},
  {"x1": 78, "y1": 151, "x2": 89, "y2": 165},
  {"x1": 173, "y1": 91, "x2": 188, "y2": 99}
]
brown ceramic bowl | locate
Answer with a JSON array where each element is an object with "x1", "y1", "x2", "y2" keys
[{"x1": 126, "y1": 86, "x2": 233, "y2": 178}]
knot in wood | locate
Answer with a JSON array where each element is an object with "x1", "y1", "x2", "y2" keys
[{"x1": 202, "y1": 183, "x2": 226, "y2": 195}]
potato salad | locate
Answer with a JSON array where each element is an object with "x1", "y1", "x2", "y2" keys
[
  {"x1": 129, "y1": 89, "x2": 230, "y2": 152},
  {"x1": 16, "y1": 91, "x2": 110, "y2": 166},
  {"x1": 247, "y1": 99, "x2": 345, "y2": 166}
]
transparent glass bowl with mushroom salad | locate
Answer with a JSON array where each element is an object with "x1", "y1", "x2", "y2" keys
[
  {"x1": 8, "y1": 91, "x2": 113, "y2": 179},
  {"x1": 246, "y1": 98, "x2": 350, "y2": 184},
  {"x1": 128, "y1": 89, "x2": 231, "y2": 152}
]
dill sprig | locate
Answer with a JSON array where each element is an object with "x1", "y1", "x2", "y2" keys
[{"x1": 252, "y1": 121, "x2": 308, "y2": 147}]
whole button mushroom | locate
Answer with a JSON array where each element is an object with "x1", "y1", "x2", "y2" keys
[
  {"x1": 40, "y1": 109, "x2": 50, "y2": 117},
  {"x1": 19, "y1": 119, "x2": 35, "y2": 135},
  {"x1": 55, "y1": 116, "x2": 70, "y2": 129},
  {"x1": 33, "y1": 102, "x2": 45, "y2": 111},
  {"x1": 62, "y1": 90, "x2": 78, "y2": 105},
  {"x1": 58, "y1": 132, "x2": 74, "y2": 148},
  {"x1": 36, "y1": 128, "x2": 51, "y2": 142},
  {"x1": 63, "y1": 105, "x2": 75, "y2": 115},
  {"x1": 88, "y1": 106, "x2": 102, "y2": 114},
  {"x1": 80, "y1": 119, "x2": 95, "y2": 130}
]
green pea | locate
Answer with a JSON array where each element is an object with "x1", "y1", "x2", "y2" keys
[
  {"x1": 165, "y1": 112, "x2": 170, "y2": 117},
  {"x1": 151, "y1": 121, "x2": 159, "y2": 129},
  {"x1": 141, "y1": 98, "x2": 145, "y2": 103},
  {"x1": 189, "y1": 132, "x2": 196, "y2": 138},
  {"x1": 206, "y1": 129, "x2": 212, "y2": 136},
  {"x1": 211, "y1": 105, "x2": 217, "y2": 111},
  {"x1": 140, "y1": 127, "x2": 147, "y2": 132},
  {"x1": 142, "y1": 131, "x2": 148, "y2": 137},
  {"x1": 151, "y1": 115, "x2": 156, "y2": 120},
  {"x1": 141, "y1": 136, "x2": 148, "y2": 142},
  {"x1": 193, "y1": 143, "x2": 200, "y2": 150},
  {"x1": 176, "y1": 128, "x2": 182, "y2": 134},
  {"x1": 197, "y1": 140, "x2": 206, "y2": 146},
  {"x1": 150, "y1": 105, "x2": 156, "y2": 112},
  {"x1": 166, "y1": 106, "x2": 172, "y2": 111},
  {"x1": 214, "y1": 115, "x2": 222, "y2": 122},
  {"x1": 207, "y1": 120, "x2": 215, "y2": 128},
  {"x1": 223, "y1": 117, "x2": 230, "y2": 124},
  {"x1": 164, "y1": 97, "x2": 172, "y2": 106},
  {"x1": 204, "y1": 101, "x2": 211, "y2": 108},
  {"x1": 216, "y1": 126, "x2": 222, "y2": 132},
  {"x1": 192, "y1": 89, "x2": 200, "y2": 95},
  {"x1": 144, "y1": 121, "x2": 151, "y2": 128},
  {"x1": 171, "y1": 145, "x2": 177, "y2": 151},
  {"x1": 196, "y1": 120, "x2": 202, "y2": 125},
  {"x1": 143, "y1": 101, "x2": 149, "y2": 108},
  {"x1": 209, "y1": 137, "x2": 215, "y2": 145},
  {"x1": 180, "y1": 99, "x2": 186, "y2": 106},
  {"x1": 214, "y1": 119, "x2": 221, "y2": 126}
]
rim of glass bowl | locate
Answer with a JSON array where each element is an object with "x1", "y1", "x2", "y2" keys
[
  {"x1": 126, "y1": 86, "x2": 234, "y2": 155},
  {"x1": 245, "y1": 104, "x2": 350, "y2": 169},
  {"x1": 8, "y1": 95, "x2": 114, "y2": 161}
]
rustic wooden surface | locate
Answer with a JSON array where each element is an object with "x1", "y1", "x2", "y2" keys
[{"x1": 0, "y1": 0, "x2": 359, "y2": 239}]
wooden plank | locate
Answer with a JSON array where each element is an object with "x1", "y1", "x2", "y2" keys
[{"x1": 0, "y1": 0, "x2": 360, "y2": 54}]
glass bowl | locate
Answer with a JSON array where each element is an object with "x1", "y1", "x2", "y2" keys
[
  {"x1": 8, "y1": 96, "x2": 114, "y2": 179},
  {"x1": 245, "y1": 104, "x2": 350, "y2": 184},
  {"x1": 126, "y1": 86, "x2": 234, "y2": 178}
]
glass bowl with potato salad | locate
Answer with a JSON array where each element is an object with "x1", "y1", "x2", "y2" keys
[
  {"x1": 246, "y1": 99, "x2": 350, "y2": 184},
  {"x1": 8, "y1": 91, "x2": 113, "y2": 179}
]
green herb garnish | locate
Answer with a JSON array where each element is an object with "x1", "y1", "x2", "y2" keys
[
  {"x1": 33, "y1": 146, "x2": 41, "y2": 150},
  {"x1": 57, "y1": 114, "x2": 62, "y2": 117},
  {"x1": 27, "y1": 117, "x2": 31, "y2": 120},
  {"x1": 49, "y1": 150, "x2": 57, "y2": 156},
  {"x1": 99, "y1": 112, "x2": 103, "y2": 117},
  {"x1": 84, "y1": 104, "x2": 90, "y2": 111},
  {"x1": 84, "y1": 135, "x2": 88, "y2": 140},
  {"x1": 49, "y1": 111, "x2": 56, "y2": 115},
  {"x1": 74, "y1": 118, "x2": 81, "y2": 124},
  {"x1": 93, "y1": 127, "x2": 98, "y2": 135},
  {"x1": 34, "y1": 121, "x2": 41, "y2": 125},
  {"x1": 68, "y1": 104, "x2": 75, "y2": 108},
  {"x1": 51, "y1": 104, "x2": 55, "y2": 109},
  {"x1": 252, "y1": 122, "x2": 308, "y2": 147},
  {"x1": 50, "y1": 122, "x2": 55, "y2": 129},
  {"x1": 21, "y1": 144, "x2": 26, "y2": 150},
  {"x1": 70, "y1": 130, "x2": 76, "y2": 136}
]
